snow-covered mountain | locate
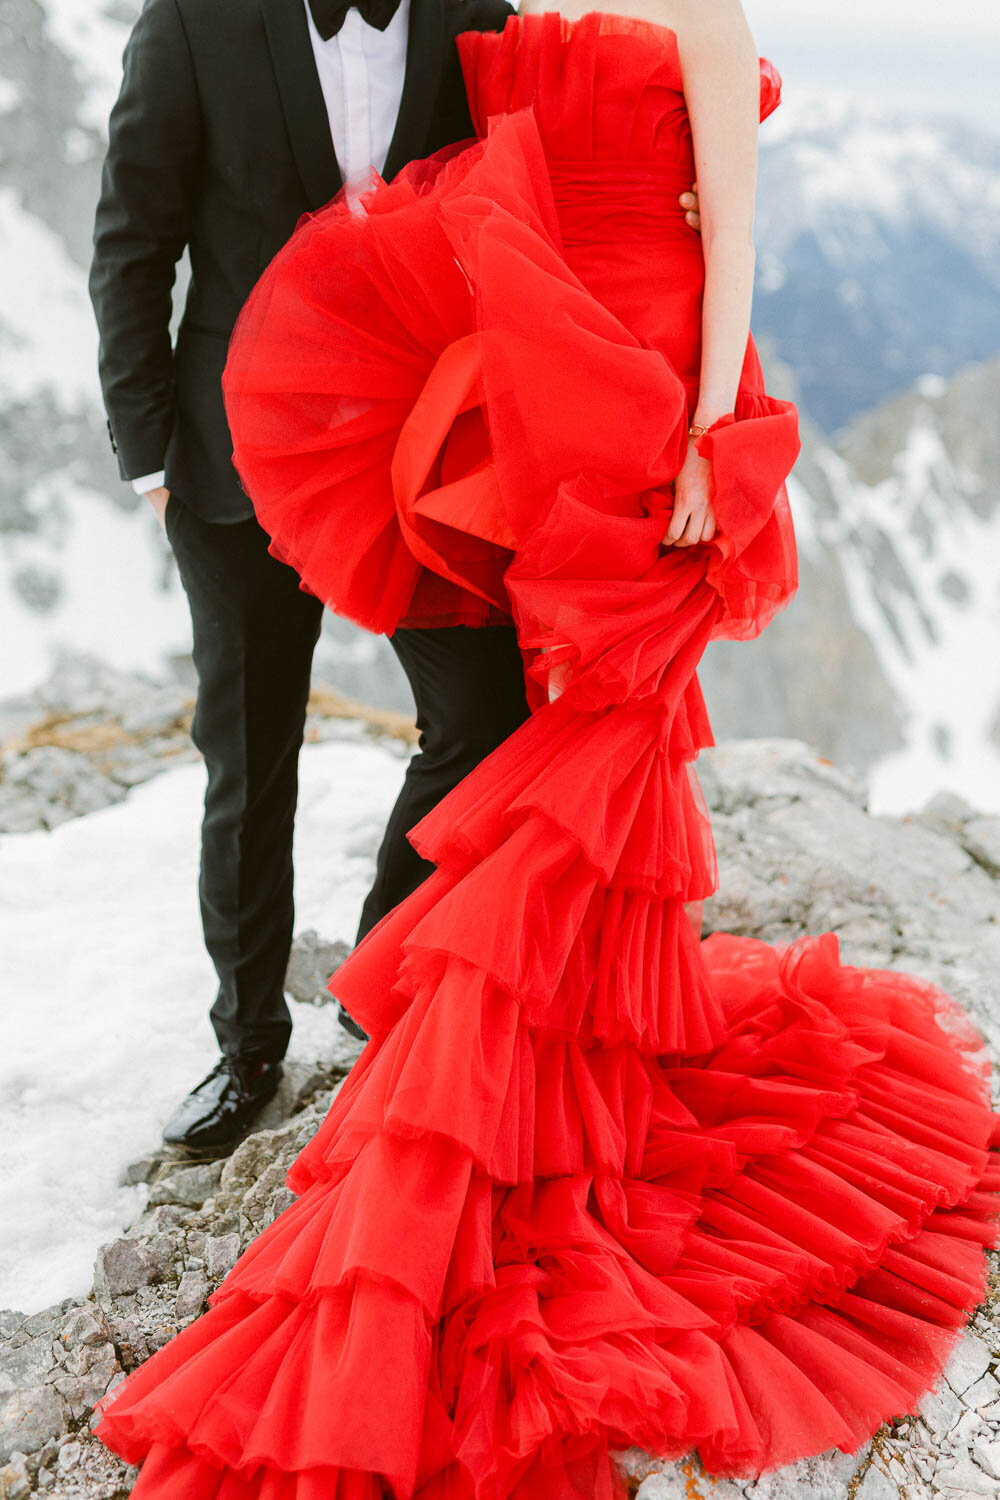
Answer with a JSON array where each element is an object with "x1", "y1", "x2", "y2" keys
[
  {"x1": 0, "y1": 0, "x2": 404, "y2": 709},
  {"x1": 699, "y1": 358, "x2": 1000, "y2": 814},
  {"x1": 2, "y1": 0, "x2": 998, "y2": 813},
  {"x1": 755, "y1": 93, "x2": 1000, "y2": 431},
  {"x1": 832, "y1": 361, "x2": 1000, "y2": 811}
]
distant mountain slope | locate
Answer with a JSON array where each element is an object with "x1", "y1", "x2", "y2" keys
[
  {"x1": 701, "y1": 358, "x2": 1000, "y2": 812},
  {"x1": 755, "y1": 93, "x2": 1000, "y2": 431},
  {"x1": 834, "y1": 359, "x2": 1000, "y2": 810}
]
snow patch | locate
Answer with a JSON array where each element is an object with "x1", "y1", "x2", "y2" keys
[
  {"x1": 0, "y1": 738, "x2": 409, "y2": 1314},
  {"x1": 916, "y1": 373, "x2": 948, "y2": 399}
]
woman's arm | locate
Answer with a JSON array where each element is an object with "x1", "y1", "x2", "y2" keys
[{"x1": 663, "y1": 0, "x2": 760, "y2": 547}]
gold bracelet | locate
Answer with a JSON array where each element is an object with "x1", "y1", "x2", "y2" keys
[{"x1": 688, "y1": 422, "x2": 709, "y2": 439}]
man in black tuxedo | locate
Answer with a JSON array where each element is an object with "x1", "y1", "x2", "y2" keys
[{"x1": 90, "y1": 0, "x2": 702, "y2": 1158}]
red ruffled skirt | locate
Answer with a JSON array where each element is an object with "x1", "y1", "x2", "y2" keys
[{"x1": 93, "y1": 108, "x2": 1000, "y2": 1498}]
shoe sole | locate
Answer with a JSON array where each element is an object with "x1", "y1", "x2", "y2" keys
[{"x1": 162, "y1": 1134, "x2": 249, "y2": 1163}]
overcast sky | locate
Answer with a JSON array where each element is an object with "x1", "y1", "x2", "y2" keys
[{"x1": 743, "y1": 0, "x2": 999, "y2": 131}]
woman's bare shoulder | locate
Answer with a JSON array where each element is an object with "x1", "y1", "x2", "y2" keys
[{"x1": 665, "y1": 0, "x2": 756, "y2": 54}]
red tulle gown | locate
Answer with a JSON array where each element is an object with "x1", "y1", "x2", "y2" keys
[{"x1": 94, "y1": 11, "x2": 1000, "y2": 1497}]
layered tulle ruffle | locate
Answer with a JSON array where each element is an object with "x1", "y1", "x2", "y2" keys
[
  {"x1": 95, "y1": 565, "x2": 1000, "y2": 1491},
  {"x1": 221, "y1": 104, "x2": 799, "y2": 654},
  {"x1": 95, "y1": 852, "x2": 1000, "y2": 1494}
]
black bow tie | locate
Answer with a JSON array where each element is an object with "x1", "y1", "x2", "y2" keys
[{"x1": 308, "y1": 0, "x2": 402, "y2": 39}]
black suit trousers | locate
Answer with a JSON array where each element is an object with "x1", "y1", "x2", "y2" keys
[
  {"x1": 355, "y1": 622, "x2": 531, "y2": 945},
  {"x1": 165, "y1": 494, "x2": 529, "y2": 1062}
]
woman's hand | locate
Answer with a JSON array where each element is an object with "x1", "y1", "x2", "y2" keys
[{"x1": 662, "y1": 438, "x2": 716, "y2": 548}]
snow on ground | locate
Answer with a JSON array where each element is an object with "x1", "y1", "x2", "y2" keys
[{"x1": 0, "y1": 736, "x2": 407, "y2": 1315}]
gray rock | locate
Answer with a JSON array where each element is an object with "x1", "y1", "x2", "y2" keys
[
  {"x1": 146, "y1": 1159, "x2": 223, "y2": 1209},
  {"x1": 284, "y1": 930, "x2": 351, "y2": 1006},
  {"x1": 175, "y1": 1271, "x2": 208, "y2": 1321},
  {"x1": 130, "y1": 1204, "x2": 190, "y2": 1236},
  {"x1": 93, "y1": 1237, "x2": 172, "y2": 1301},
  {"x1": 853, "y1": 1464, "x2": 897, "y2": 1500},
  {"x1": 635, "y1": 1469, "x2": 739, "y2": 1500},
  {"x1": 118, "y1": 1152, "x2": 171, "y2": 1188},
  {"x1": 109, "y1": 743, "x2": 192, "y2": 789},
  {"x1": 0, "y1": 1387, "x2": 65, "y2": 1464},
  {"x1": 919, "y1": 1382, "x2": 965, "y2": 1437},
  {"x1": 0, "y1": 786, "x2": 51, "y2": 835},
  {"x1": 144, "y1": 1320, "x2": 181, "y2": 1355},
  {"x1": 252, "y1": 1061, "x2": 340, "y2": 1133},
  {"x1": 0, "y1": 1452, "x2": 31, "y2": 1499},
  {"x1": 963, "y1": 816, "x2": 1000, "y2": 878},
  {"x1": 0, "y1": 1337, "x2": 56, "y2": 1396},
  {"x1": 967, "y1": 1373, "x2": 1000, "y2": 1410},
  {"x1": 106, "y1": 1319, "x2": 149, "y2": 1376},
  {"x1": 35, "y1": 1438, "x2": 59, "y2": 1472},
  {"x1": 118, "y1": 686, "x2": 190, "y2": 737},
  {"x1": 976, "y1": 1439, "x2": 1000, "y2": 1481},
  {"x1": 57, "y1": 1304, "x2": 110, "y2": 1352},
  {"x1": 239, "y1": 1161, "x2": 296, "y2": 1240},
  {"x1": 205, "y1": 1233, "x2": 241, "y2": 1282},
  {"x1": 216, "y1": 1116, "x2": 320, "y2": 1214},
  {"x1": 59, "y1": 1345, "x2": 117, "y2": 1410},
  {"x1": 55, "y1": 1438, "x2": 81, "y2": 1471},
  {"x1": 33, "y1": 658, "x2": 155, "y2": 722},
  {"x1": 946, "y1": 1331, "x2": 994, "y2": 1395},
  {"x1": 19, "y1": 1310, "x2": 68, "y2": 1342},
  {"x1": 957, "y1": 1405, "x2": 988, "y2": 1444},
  {"x1": 1, "y1": 747, "x2": 126, "y2": 829},
  {"x1": 936, "y1": 1452, "x2": 1000, "y2": 1493},
  {"x1": 919, "y1": 789, "x2": 978, "y2": 832}
]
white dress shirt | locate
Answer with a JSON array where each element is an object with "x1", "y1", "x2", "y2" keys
[{"x1": 131, "y1": 0, "x2": 411, "y2": 496}]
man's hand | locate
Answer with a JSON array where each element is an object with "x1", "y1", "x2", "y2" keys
[
  {"x1": 144, "y1": 485, "x2": 171, "y2": 530},
  {"x1": 679, "y1": 181, "x2": 701, "y2": 231}
]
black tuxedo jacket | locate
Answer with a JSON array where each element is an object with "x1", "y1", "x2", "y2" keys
[{"x1": 89, "y1": 0, "x2": 514, "y2": 521}]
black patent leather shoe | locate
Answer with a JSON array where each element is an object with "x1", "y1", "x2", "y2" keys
[
  {"x1": 336, "y1": 1003, "x2": 369, "y2": 1043},
  {"x1": 161, "y1": 1054, "x2": 284, "y2": 1158}
]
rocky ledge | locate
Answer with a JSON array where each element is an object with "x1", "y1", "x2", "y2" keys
[
  {"x1": 1, "y1": 697, "x2": 998, "y2": 1497},
  {"x1": 0, "y1": 653, "x2": 416, "y2": 837}
]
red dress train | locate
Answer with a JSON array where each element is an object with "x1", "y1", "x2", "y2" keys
[{"x1": 94, "y1": 12, "x2": 1000, "y2": 1497}]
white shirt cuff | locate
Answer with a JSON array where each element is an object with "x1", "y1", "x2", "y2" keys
[{"x1": 131, "y1": 470, "x2": 166, "y2": 496}]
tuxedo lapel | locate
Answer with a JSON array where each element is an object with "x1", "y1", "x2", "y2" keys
[
  {"x1": 260, "y1": 0, "x2": 344, "y2": 208},
  {"x1": 381, "y1": 0, "x2": 446, "y2": 183}
]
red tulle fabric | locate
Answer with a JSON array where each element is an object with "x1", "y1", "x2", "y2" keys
[{"x1": 95, "y1": 12, "x2": 1000, "y2": 1498}]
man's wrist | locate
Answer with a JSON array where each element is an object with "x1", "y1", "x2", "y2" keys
[{"x1": 131, "y1": 469, "x2": 166, "y2": 496}]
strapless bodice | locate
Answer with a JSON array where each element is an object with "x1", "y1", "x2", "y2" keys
[{"x1": 457, "y1": 9, "x2": 783, "y2": 177}]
